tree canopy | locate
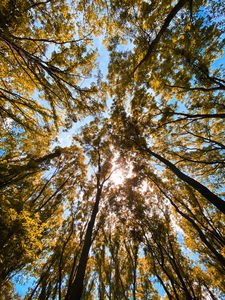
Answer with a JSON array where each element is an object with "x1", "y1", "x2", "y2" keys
[{"x1": 0, "y1": 0, "x2": 225, "y2": 299}]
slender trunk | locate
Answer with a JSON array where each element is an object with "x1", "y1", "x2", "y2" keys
[
  {"x1": 150, "y1": 176, "x2": 225, "y2": 268},
  {"x1": 133, "y1": 0, "x2": 188, "y2": 72},
  {"x1": 58, "y1": 225, "x2": 74, "y2": 300},
  {"x1": 132, "y1": 254, "x2": 137, "y2": 300},
  {"x1": 144, "y1": 148, "x2": 225, "y2": 214},
  {"x1": 27, "y1": 257, "x2": 56, "y2": 300},
  {"x1": 204, "y1": 284, "x2": 218, "y2": 300},
  {"x1": 167, "y1": 240, "x2": 193, "y2": 300},
  {"x1": 174, "y1": 112, "x2": 225, "y2": 119},
  {"x1": 124, "y1": 241, "x2": 138, "y2": 300},
  {"x1": 0, "y1": 148, "x2": 62, "y2": 189},
  {"x1": 145, "y1": 236, "x2": 180, "y2": 300},
  {"x1": 155, "y1": 273, "x2": 174, "y2": 300},
  {"x1": 67, "y1": 183, "x2": 103, "y2": 300},
  {"x1": 176, "y1": 204, "x2": 225, "y2": 266},
  {"x1": 152, "y1": 175, "x2": 225, "y2": 266},
  {"x1": 64, "y1": 253, "x2": 79, "y2": 300}
]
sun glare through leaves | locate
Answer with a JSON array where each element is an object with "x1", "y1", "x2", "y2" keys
[{"x1": 109, "y1": 153, "x2": 134, "y2": 185}]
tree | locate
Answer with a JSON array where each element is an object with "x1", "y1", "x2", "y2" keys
[
  {"x1": 0, "y1": 0, "x2": 103, "y2": 133},
  {"x1": 1, "y1": 0, "x2": 225, "y2": 299},
  {"x1": 66, "y1": 121, "x2": 114, "y2": 300}
]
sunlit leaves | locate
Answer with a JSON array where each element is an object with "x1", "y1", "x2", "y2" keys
[{"x1": 1, "y1": 0, "x2": 225, "y2": 299}]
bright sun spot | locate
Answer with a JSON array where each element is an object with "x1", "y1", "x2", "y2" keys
[
  {"x1": 110, "y1": 168, "x2": 126, "y2": 185},
  {"x1": 110, "y1": 153, "x2": 133, "y2": 185}
]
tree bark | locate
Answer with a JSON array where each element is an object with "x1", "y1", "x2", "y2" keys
[
  {"x1": 67, "y1": 183, "x2": 103, "y2": 300},
  {"x1": 133, "y1": 0, "x2": 188, "y2": 72},
  {"x1": 144, "y1": 147, "x2": 225, "y2": 215},
  {"x1": 0, "y1": 148, "x2": 62, "y2": 189},
  {"x1": 150, "y1": 177, "x2": 225, "y2": 267}
]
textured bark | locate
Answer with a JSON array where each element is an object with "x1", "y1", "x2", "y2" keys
[
  {"x1": 67, "y1": 183, "x2": 103, "y2": 300},
  {"x1": 145, "y1": 148, "x2": 225, "y2": 215}
]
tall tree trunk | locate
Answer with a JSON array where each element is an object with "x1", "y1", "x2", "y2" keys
[
  {"x1": 0, "y1": 148, "x2": 62, "y2": 189},
  {"x1": 133, "y1": 0, "x2": 188, "y2": 72},
  {"x1": 151, "y1": 177, "x2": 225, "y2": 267},
  {"x1": 67, "y1": 183, "x2": 103, "y2": 300},
  {"x1": 144, "y1": 147, "x2": 225, "y2": 214},
  {"x1": 132, "y1": 253, "x2": 137, "y2": 300}
]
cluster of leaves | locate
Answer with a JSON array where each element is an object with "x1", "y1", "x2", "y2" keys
[{"x1": 0, "y1": 0, "x2": 225, "y2": 299}]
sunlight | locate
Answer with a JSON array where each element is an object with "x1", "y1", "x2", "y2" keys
[
  {"x1": 110, "y1": 168, "x2": 126, "y2": 185},
  {"x1": 110, "y1": 153, "x2": 133, "y2": 185}
]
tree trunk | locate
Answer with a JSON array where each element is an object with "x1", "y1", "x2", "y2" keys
[
  {"x1": 133, "y1": 0, "x2": 188, "y2": 72},
  {"x1": 150, "y1": 176, "x2": 225, "y2": 268},
  {"x1": 144, "y1": 148, "x2": 225, "y2": 215},
  {"x1": 67, "y1": 183, "x2": 103, "y2": 300}
]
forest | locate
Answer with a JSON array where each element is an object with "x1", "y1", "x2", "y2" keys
[{"x1": 0, "y1": 0, "x2": 225, "y2": 299}]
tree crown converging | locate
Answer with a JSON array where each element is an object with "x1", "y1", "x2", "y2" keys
[{"x1": 0, "y1": 0, "x2": 225, "y2": 299}]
